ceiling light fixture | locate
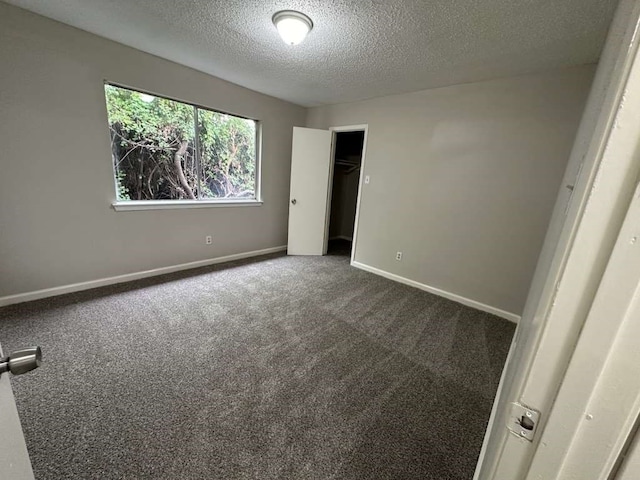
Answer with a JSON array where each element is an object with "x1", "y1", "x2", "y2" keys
[{"x1": 272, "y1": 10, "x2": 313, "y2": 46}]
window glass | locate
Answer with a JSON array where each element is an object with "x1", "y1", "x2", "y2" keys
[
  {"x1": 198, "y1": 110, "x2": 256, "y2": 199},
  {"x1": 104, "y1": 84, "x2": 257, "y2": 202}
]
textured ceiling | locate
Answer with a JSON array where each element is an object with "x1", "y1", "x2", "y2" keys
[{"x1": 5, "y1": 0, "x2": 620, "y2": 107}]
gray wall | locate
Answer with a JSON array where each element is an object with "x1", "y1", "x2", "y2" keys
[
  {"x1": 307, "y1": 65, "x2": 595, "y2": 316},
  {"x1": 0, "y1": 2, "x2": 595, "y2": 317},
  {"x1": 0, "y1": 4, "x2": 306, "y2": 298}
]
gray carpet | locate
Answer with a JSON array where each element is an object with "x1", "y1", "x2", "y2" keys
[{"x1": 0, "y1": 243, "x2": 515, "y2": 480}]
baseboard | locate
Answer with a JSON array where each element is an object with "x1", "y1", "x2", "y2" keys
[
  {"x1": 329, "y1": 235, "x2": 353, "y2": 241},
  {"x1": 351, "y1": 261, "x2": 520, "y2": 324},
  {"x1": 0, "y1": 246, "x2": 287, "y2": 308}
]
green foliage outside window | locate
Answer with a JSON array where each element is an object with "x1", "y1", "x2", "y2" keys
[{"x1": 105, "y1": 84, "x2": 257, "y2": 201}]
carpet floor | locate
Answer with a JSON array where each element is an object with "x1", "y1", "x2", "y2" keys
[{"x1": 0, "y1": 244, "x2": 515, "y2": 479}]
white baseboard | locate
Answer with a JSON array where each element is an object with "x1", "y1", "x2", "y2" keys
[
  {"x1": 0, "y1": 246, "x2": 287, "y2": 307},
  {"x1": 351, "y1": 261, "x2": 520, "y2": 324},
  {"x1": 1, "y1": 248, "x2": 521, "y2": 324}
]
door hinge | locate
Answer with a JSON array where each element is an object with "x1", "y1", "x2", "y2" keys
[{"x1": 507, "y1": 402, "x2": 541, "y2": 442}]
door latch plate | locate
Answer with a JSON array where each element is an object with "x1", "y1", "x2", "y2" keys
[{"x1": 507, "y1": 402, "x2": 541, "y2": 442}]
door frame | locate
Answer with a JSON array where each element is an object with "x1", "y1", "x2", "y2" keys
[
  {"x1": 528, "y1": 180, "x2": 640, "y2": 478},
  {"x1": 323, "y1": 124, "x2": 369, "y2": 264},
  {"x1": 475, "y1": 0, "x2": 640, "y2": 477},
  {"x1": 616, "y1": 412, "x2": 640, "y2": 480}
]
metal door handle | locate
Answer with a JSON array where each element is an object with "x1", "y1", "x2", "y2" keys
[
  {"x1": 0, "y1": 347, "x2": 42, "y2": 377},
  {"x1": 291, "y1": 199, "x2": 297, "y2": 205}
]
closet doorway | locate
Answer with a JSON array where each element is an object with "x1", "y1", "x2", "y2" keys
[{"x1": 325, "y1": 129, "x2": 365, "y2": 258}]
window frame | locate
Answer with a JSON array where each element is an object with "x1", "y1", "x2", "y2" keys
[{"x1": 104, "y1": 82, "x2": 262, "y2": 211}]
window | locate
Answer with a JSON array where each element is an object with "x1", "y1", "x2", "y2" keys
[{"x1": 104, "y1": 84, "x2": 259, "y2": 207}]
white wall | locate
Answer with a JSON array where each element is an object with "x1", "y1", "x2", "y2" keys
[
  {"x1": 0, "y1": 4, "x2": 306, "y2": 300},
  {"x1": 307, "y1": 65, "x2": 595, "y2": 316}
]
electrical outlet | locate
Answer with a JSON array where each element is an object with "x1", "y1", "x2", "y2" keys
[
  {"x1": 364, "y1": 175, "x2": 370, "y2": 184},
  {"x1": 396, "y1": 251, "x2": 403, "y2": 261},
  {"x1": 205, "y1": 235, "x2": 212, "y2": 245}
]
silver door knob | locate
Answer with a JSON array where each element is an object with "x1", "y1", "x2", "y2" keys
[
  {"x1": 291, "y1": 199, "x2": 297, "y2": 205},
  {"x1": 0, "y1": 347, "x2": 42, "y2": 376}
]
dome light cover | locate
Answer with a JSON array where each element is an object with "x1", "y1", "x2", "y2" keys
[{"x1": 272, "y1": 10, "x2": 313, "y2": 46}]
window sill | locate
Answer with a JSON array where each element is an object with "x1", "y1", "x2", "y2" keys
[{"x1": 112, "y1": 200, "x2": 263, "y2": 211}]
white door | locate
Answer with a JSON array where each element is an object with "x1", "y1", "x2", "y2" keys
[
  {"x1": 0, "y1": 342, "x2": 35, "y2": 480},
  {"x1": 287, "y1": 127, "x2": 333, "y2": 255}
]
